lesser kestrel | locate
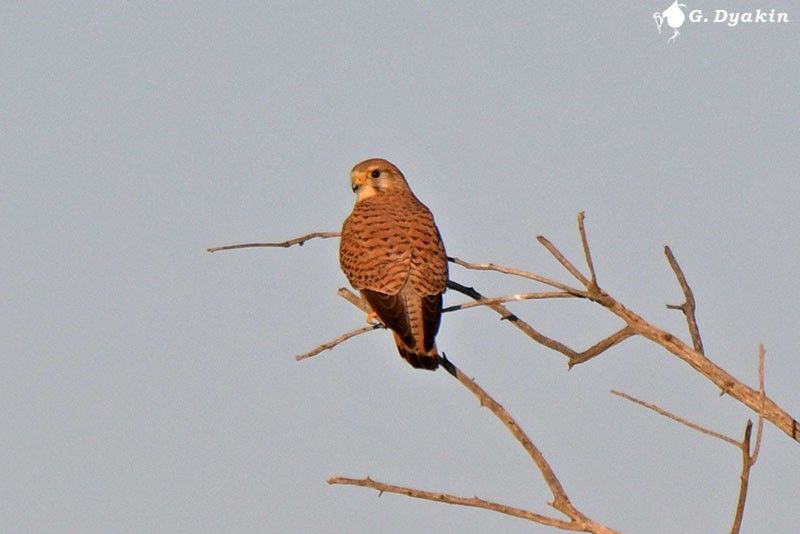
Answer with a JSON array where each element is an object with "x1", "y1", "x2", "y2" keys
[{"x1": 339, "y1": 158, "x2": 448, "y2": 370}]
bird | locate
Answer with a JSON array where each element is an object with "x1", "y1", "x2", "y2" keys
[{"x1": 339, "y1": 158, "x2": 448, "y2": 370}]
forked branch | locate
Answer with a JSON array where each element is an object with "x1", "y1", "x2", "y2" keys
[
  {"x1": 208, "y1": 221, "x2": 799, "y2": 444},
  {"x1": 330, "y1": 355, "x2": 619, "y2": 533},
  {"x1": 209, "y1": 215, "x2": 793, "y2": 532},
  {"x1": 664, "y1": 245, "x2": 704, "y2": 354},
  {"x1": 450, "y1": 215, "x2": 798, "y2": 444},
  {"x1": 611, "y1": 344, "x2": 766, "y2": 534},
  {"x1": 327, "y1": 477, "x2": 588, "y2": 531}
]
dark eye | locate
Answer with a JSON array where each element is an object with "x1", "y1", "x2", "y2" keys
[{"x1": 370, "y1": 170, "x2": 380, "y2": 178}]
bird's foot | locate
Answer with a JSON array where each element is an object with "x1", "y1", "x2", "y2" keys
[{"x1": 365, "y1": 311, "x2": 383, "y2": 325}]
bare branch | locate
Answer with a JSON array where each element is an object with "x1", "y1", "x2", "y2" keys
[
  {"x1": 610, "y1": 390, "x2": 739, "y2": 447},
  {"x1": 446, "y1": 281, "x2": 581, "y2": 360},
  {"x1": 730, "y1": 421, "x2": 754, "y2": 534},
  {"x1": 438, "y1": 356, "x2": 616, "y2": 533},
  {"x1": 226, "y1": 226, "x2": 800, "y2": 444},
  {"x1": 298, "y1": 278, "x2": 618, "y2": 529},
  {"x1": 327, "y1": 476, "x2": 583, "y2": 531},
  {"x1": 664, "y1": 246, "x2": 704, "y2": 354},
  {"x1": 567, "y1": 327, "x2": 636, "y2": 368},
  {"x1": 609, "y1": 386, "x2": 764, "y2": 534},
  {"x1": 321, "y1": 279, "x2": 634, "y2": 373},
  {"x1": 445, "y1": 281, "x2": 634, "y2": 367},
  {"x1": 439, "y1": 356, "x2": 571, "y2": 506},
  {"x1": 751, "y1": 345, "x2": 766, "y2": 464},
  {"x1": 217, "y1": 223, "x2": 797, "y2": 532},
  {"x1": 295, "y1": 288, "x2": 378, "y2": 362},
  {"x1": 442, "y1": 291, "x2": 575, "y2": 313},
  {"x1": 730, "y1": 347, "x2": 766, "y2": 534},
  {"x1": 448, "y1": 256, "x2": 586, "y2": 297},
  {"x1": 602, "y1": 304, "x2": 796, "y2": 443},
  {"x1": 207, "y1": 231, "x2": 341, "y2": 252},
  {"x1": 536, "y1": 235, "x2": 591, "y2": 288},
  {"x1": 337, "y1": 287, "x2": 368, "y2": 312},
  {"x1": 295, "y1": 324, "x2": 382, "y2": 361},
  {"x1": 577, "y1": 212, "x2": 598, "y2": 288},
  {"x1": 330, "y1": 356, "x2": 619, "y2": 533},
  {"x1": 533, "y1": 225, "x2": 799, "y2": 444}
]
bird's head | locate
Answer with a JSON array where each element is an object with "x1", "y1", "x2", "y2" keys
[{"x1": 350, "y1": 158, "x2": 410, "y2": 201}]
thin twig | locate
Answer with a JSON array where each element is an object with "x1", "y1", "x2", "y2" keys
[
  {"x1": 296, "y1": 324, "x2": 382, "y2": 361},
  {"x1": 731, "y1": 346, "x2": 766, "y2": 534},
  {"x1": 577, "y1": 212, "x2": 598, "y2": 288},
  {"x1": 751, "y1": 345, "x2": 766, "y2": 463},
  {"x1": 438, "y1": 356, "x2": 617, "y2": 533},
  {"x1": 446, "y1": 281, "x2": 580, "y2": 360},
  {"x1": 448, "y1": 257, "x2": 587, "y2": 297},
  {"x1": 535, "y1": 228, "x2": 797, "y2": 444},
  {"x1": 442, "y1": 291, "x2": 575, "y2": 313},
  {"x1": 536, "y1": 236, "x2": 591, "y2": 288},
  {"x1": 664, "y1": 246, "x2": 704, "y2": 354},
  {"x1": 567, "y1": 327, "x2": 636, "y2": 367},
  {"x1": 610, "y1": 390, "x2": 739, "y2": 447},
  {"x1": 446, "y1": 281, "x2": 634, "y2": 366},
  {"x1": 337, "y1": 287, "x2": 368, "y2": 312},
  {"x1": 301, "y1": 285, "x2": 578, "y2": 365},
  {"x1": 331, "y1": 356, "x2": 619, "y2": 533},
  {"x1": 296, "y1": 289, "x2": 377, "y2": 361},
  {"x1": 610, "y1": 388, "x2": 763, "y2": 534},
  {"x1": 207, "y1": 231, "x2": 341, "y2": 252},
  {"x1": 327, "y1": 476, "x2": 583, "y2": 531},
  {"x1": 213, "y1": 226, "x2": 800, "y2": 444},
  {"x1": 730, "y1": 421, "x2": 754, "y2": 534}
]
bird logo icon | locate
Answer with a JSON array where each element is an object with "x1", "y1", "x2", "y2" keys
[{"x1": 653, "y1": 1, "x2": 687, "y2": 43}]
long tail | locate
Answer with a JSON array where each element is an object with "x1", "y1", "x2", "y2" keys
[{"x1": 392, "y1": 332, "x2": 439, "y2": 370}]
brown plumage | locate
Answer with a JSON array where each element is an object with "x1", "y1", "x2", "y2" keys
[{"x1": 339, "y1": 158, "x2": 448, "y2": 370}]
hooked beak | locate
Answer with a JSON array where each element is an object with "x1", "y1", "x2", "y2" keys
[{"x1": 351, "y1": 172, "x2": 366, "y2": 192}]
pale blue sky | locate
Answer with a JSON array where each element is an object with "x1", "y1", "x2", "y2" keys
[{"x1": 2, "y1": 2, "x2": 798, "y2": 533}]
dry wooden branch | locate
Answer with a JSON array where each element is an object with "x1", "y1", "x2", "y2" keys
[
  {"x1": 337, "y1": 287, "x2": 368, "y2": 312},
  {"x1": 442, "y1": 291, "x2": 575, "y2": 313},
  {"x1": 207, "y1": 231, "x2": 340, "y2": 252},
  {"x1": 445, "y1": 281, "x2": 582, "y2": 360},
  {"x1": 453, "y1": 222, "x2": 798, "y2": 443},
  {"x1": 330, "y1": 355, "x2": 619, "y2": 533},
  {"x1": 295, "y1": 324, "x2": 382, "y2": 361},
  {"x1": 610, "y1": 391, "x2": 759, "y2": 534},
  {"x1": 730, "y1": 345, "x2": 766, "y2": 534},
  {"x1": 327, "y1": 476, "x2": 592, "y2": 532},
  {"x1": 730, "y1": 421, "x2": 754, "y2": 534},
  {"x1": 532, "y1": 225, "x2": 798, "y2": 445},
  {"x1": 611, "y1": 389, "x2": 761, "y2": 534},
  {"x1": 209, "y1": 223, "x2": 800, "y2": 444},
  {"x1": 612, "y1": 343, "x2": 769, "y2": 533},
  {"x1": 211, "y1": 220, "x2": 795, "y2": 531},
  {"x1": 298, "y1": 282, "x2": 590, "y2": 366},
  {"x1": 751, "y1": 345, "x2": 766, "y2": 464},
  {"x1": 597, "y1": 294, "x2": 795, "y2": 443},
  {"x1": 438, "y1": 356, "x2": 617, "y2": 532},
  {"x1": 567, "y1": 327, "x2": 636, "y2": 367},
  {"x1": 664, "y1": 246, "x2": 704, "y2": 354},
  {"x1": 611, "y1": 390, "x2": 739, "y2": 447},
  {"x1": 312, "y1": 282, "x2": 618, "y2": 530},
  {"x1": 445, "y1": 280, "x2": 633, "y2": 367},
  {"x1": 578, "y1": 212, "x2": 598, "y2": 288},
  {"x1": 536, "y1": 235, "x2": 592, "y2": 289},
  {"x1": 448, "y1": 257, "x2": 587, "y2": 297}
]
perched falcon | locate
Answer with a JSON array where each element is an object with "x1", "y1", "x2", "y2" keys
[{"x1": 339, "y1": 158, "x2": 448, "y2": 370}]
